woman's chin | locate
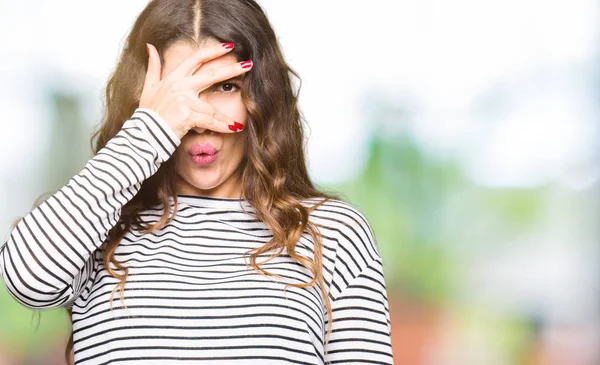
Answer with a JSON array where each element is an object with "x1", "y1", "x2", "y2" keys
[{"x1": 186, "y1": 179, "x2": 222, "y2": 192}]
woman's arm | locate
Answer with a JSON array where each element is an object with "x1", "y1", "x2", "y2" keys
[
  {"x1": 320, "y1": 204, "x2": 395, "y2": 364},
  {"x1": 324, "y1": 257, "x2": 395, "y2": 364},
  {"x1": 0, "y1": 108, "x2": 180, "y2": 310}
]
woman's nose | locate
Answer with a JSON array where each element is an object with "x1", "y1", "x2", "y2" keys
[{"x1": 191, "y1": 127, "x2": 216, "y2": 134}]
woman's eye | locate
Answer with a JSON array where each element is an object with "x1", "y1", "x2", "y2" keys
[{"x1": 215, "y1": 82, "x2": 240, "y2": 94}]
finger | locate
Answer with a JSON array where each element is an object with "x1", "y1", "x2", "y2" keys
[
  {"x1": 187, "y1": 59, "x2": 253, "y2": 93},
  {"x1": 143, "y1": 43, "x2": 161, "y2": 92},
  {"x1": 186, "y1": 98, "x2": 243, "y2": 134},
  {"x1": 191, "y1": 113, "x2": 242, "y2": 134},
  {"x1": 167, "y1": 42, "x2": 235, "y2": 81}
]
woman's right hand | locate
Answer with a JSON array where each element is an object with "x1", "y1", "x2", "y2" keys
[{"x1": 139, "y1": 42, "x2": 252, "y2": 140}]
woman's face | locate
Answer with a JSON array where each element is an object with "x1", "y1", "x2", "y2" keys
[{"x1": 161, "y1": 38, "x2": 247, "y2": 198}]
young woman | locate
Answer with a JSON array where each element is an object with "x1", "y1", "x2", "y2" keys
[{"x1": 0, "y1": 0, "x2": 394, "y2": 364}]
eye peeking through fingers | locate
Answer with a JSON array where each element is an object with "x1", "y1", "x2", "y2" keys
[{"x1": 213, "y1": 81, "x2": 241, "y2": 94}]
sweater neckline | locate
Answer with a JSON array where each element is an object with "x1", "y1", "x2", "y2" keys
[{"x1": 173, "y1": 193, "x2": 253, "y2": 211}]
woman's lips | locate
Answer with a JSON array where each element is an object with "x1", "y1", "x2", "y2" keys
[
  {"x1": 189, "y1": 142, "x2": 218, "y2": 165},
  {"x1": 190, "y1": 152, "x2": 218, "y2": 165}
]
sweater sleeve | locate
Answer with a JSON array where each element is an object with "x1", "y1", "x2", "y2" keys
[
  {"x1": 0, "y1": 107, "x2": 180, "y2": 310},
  {"x1": 323, "y1": 258, "x2": 395, "y2": 364},
  {"x1": 319, "y1": 200, "x2": 395, "y2": 364}
]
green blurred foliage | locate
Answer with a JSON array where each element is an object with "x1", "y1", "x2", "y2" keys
[
  {"x1": 326, "y1": 104, "x2": 546, "y2": 307},
  {"x1": 0, "y1": 285, "x2": 69, "y2": 356}
]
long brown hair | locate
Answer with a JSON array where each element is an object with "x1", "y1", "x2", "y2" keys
[{"x1": 54, "y1": 0, "x2": 343, "y2": 363}]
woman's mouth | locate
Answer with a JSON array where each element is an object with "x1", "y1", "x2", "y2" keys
[{"x1": 189, "y1": 142, "x2": 219, "y2": 165}]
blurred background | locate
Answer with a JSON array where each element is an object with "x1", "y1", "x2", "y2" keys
[{"x1": 1, "y1": 0, "x2": 599, "y2": 364}]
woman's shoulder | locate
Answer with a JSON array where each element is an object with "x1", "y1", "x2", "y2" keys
[
  {"x1": 302, "y1": 196, "x2": 380, "y2": 260},
  {"x1": 302, "y1": 196, "x2": 373, "y2": 230},
  {"x1": 302, "y1": 196, "x2": 383, "y2": 300}
]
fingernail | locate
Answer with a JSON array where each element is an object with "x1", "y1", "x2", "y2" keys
[
  {"x1": 228, "y1": 124, "x2": 239, "y2": 132},
  {"x1": 222, "y1": 42, "x2": 234, "y2": 49},
  {"x1": 233, "y1": 122, "x2": 244, "y2": 129},
  {"x1": 240, "y1": 60, "x2": 253, "y2": 69},
  {"x1": 146, "y1": 43, "x2": 150, "y2": 55}
]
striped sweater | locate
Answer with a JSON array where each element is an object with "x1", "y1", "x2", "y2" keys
[{"x1": 0, "y1": 108, "x2": 394, "y2": 364}]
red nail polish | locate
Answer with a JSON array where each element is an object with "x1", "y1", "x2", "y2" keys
[
  {"x1": 222, "y1": 42, "x2": 234, "y2": 49},
  {"x1": 233, "y1": 122, "x2": 244, "y2": 129},
  {"x1": 240, "y1": 60, "x2": 253, "y2": 69},
  {"x1": 228, "y1": 124, "x2": 239, "y2": 132}
]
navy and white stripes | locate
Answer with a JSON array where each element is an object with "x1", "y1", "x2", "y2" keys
[{"x1": 0, "y1": 108, "x2": 394, "y2": 364}]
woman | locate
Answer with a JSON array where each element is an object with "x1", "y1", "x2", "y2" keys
[{"x1": 0, "y1": 0, "x2": 394, "y2": 364}]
